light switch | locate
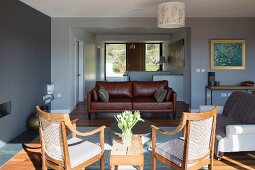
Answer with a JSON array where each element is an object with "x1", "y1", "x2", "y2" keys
[{"x1": 196, "y1": 69, "x2": 201, "y2": 72}]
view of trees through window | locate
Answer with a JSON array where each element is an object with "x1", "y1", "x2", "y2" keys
[
  {"x1": 106, "y1": 44, "x2": 126, "y2": 77},
  {"x1": 105, "y1": 43, "x2": 161, "y2": 77},
  {"x1": 145, "y1": 44, "x2": 160, "y2": 71}
]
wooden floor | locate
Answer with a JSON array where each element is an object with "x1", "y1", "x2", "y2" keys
[{"x1": 2, "y1": 102, "x2": 255, "y2": 170}]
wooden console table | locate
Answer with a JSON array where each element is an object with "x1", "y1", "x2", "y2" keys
[
  {"x1": 110, "y1": 135, "x2": 144, "y2": 170},
  {"x1": 205, "y1": 85, "x2": 255, "y2": 105}
]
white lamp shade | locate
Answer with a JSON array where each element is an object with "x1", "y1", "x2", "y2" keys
[{"x1": 158, "y1": 2, "x2": 185, "y2": 28}]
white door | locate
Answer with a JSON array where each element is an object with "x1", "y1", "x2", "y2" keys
[{"x1": 75, "y1": 39, "x2": 84, "y2": 104}]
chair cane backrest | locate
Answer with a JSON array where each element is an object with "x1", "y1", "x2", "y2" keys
[
  {"x1": 188, "y1": 117, "x2": 213, "y2": 160},
  {"x1": 183, "y1": 107, "x2": 217, "y2": 164},
  {"x1": 39, "y1": 116, "x2": 64, "y2": 160},
  {"x1": 36, "y1": 106, "x2": 70, "y2": 161}
]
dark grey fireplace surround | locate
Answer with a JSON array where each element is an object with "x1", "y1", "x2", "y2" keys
[{"x1": 0, "y1": 101, "x2": 11, "y2": 118}]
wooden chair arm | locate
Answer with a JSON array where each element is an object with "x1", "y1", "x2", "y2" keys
[
  {"x1": 66, "y1": 123, "x2": 106, "y2": 137},
  {"x1": 151, "y1": 124, "x2": 184, "y2": 135},
  {"x1": 70, "y1": 119, "x2": 79, "y2": 138},
  {"x1": 71, "y1": 118, "x2": 79, "y2": 124}
]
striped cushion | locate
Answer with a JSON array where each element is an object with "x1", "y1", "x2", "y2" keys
[
  {"x1": 154, "y1": 87, "x2": 167, "y2": 103},
  {"x1": 98, "y1": 86, "x2": 109, "y2": 103}
]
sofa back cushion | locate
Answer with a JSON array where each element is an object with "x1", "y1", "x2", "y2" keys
[
  {"x1": 95, "y1": 81, "x2": 132, "y2": 97},
  {"x1": 223, "y1": 91, "x2": 255, "y2": 124},
  {"x1": 132, "y1": 80, "x2": 168, "y2": 97}
]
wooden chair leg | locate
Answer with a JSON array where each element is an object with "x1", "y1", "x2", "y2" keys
[
  {"x1": 152, "y1": 154, "x2": 156, "y2": 170},
  {"x1": 100, "y1": 153, "x2": 104, "y2": 170},
  {"x1": 42, "y1": 159, "x2": 47, "y2": 170}
]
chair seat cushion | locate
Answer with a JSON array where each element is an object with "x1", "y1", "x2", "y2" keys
[
  {"x1": 68, "y1": 138, "x2": 101, "y2": 168},
  {"x1": 155, "y1": 138, "x2": 184, "y2": 167}
]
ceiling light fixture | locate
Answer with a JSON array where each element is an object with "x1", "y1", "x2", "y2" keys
[
  {"x1": 158, "y1": 1, "x2": 185, "y2": 28},
  {"x1": 129, "y1": 43, "x2": 136, "y2": 50}
]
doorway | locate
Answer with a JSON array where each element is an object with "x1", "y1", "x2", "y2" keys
[{"x1": 75, "y1": 38, "x2": 84, "y2": 104}]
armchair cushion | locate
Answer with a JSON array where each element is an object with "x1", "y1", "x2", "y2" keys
[
  {"x1": 226, "y1": 125, "x2": 255, "y2": 136},
  {"x1": 68, "y1": 138, "x2": 101, "y2": 168},
  {"x1": 155, "y1": 138, "x2": 184, "y2": 167}
]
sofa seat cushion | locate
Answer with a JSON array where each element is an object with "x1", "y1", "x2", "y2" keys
[
  {"x1": 109, "y1": 97, "x2": 132, "y2": 103},
  {"x1": 91, "y1": 98, "x2": 132, "y2": 110},
  {"x1": 133, "y1": 97, "x2": 156, "y2": 103},
  {"x1": 133, "y1": 97, "x2": 173, "y2": 111}
]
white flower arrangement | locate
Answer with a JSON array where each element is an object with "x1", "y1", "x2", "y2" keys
[{"x1": 114, "y1": 110, "x2": 144, "y2": 132}]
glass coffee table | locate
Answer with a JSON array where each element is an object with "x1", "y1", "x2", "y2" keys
[{"x1": 109, "y1": 120, "x2": 152, "y2": 148}]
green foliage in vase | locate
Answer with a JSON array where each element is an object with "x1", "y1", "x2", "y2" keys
[
  {"x1": 114, "y1": 110, "x2": 144, "y2": 132},
  {"x1": 214, "y1": 43, "x2": 242, "y2": 66}
]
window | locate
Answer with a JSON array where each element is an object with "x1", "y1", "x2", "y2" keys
[
  {"x1": 145, "y1": 43, "x2": 161, "y2": 71},
  {"x1": 105, "y1": 44, "x2": 126, "y2": 77}
]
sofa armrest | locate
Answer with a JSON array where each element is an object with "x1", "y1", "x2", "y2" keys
[
  {"x1": 199, "y1": 105, "x2": 223, "y2": 114},
  {"x1": 226, "y1": 125, "x2": 255, "y2": 136}
]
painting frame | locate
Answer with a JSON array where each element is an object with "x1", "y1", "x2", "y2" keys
[{"x1": 210, "y1": 40, "x2": 246, "y2": 70}]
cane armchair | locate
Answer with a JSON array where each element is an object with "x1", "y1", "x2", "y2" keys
[
  {"x1": 151, "y1": 107, "x2": 217, "y2": 170},
  {"x1": 36, "y1": 106, "x2": 105, "y2": 170}
]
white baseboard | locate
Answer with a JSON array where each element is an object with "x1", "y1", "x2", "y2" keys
[{"x1": 50, "y1": 109, "x2": 71, "y2": 113}]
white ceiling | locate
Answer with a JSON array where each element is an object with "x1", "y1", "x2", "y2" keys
[{"x1": 19, "y1": 0, "x2": 255, "y2": 18}]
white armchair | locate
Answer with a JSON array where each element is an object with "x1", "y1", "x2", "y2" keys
[{"x1": 199, "y1": 91, "x2": 255, "y2": 159}]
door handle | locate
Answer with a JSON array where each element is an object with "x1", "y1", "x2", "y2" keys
[{"x1": 77, "y1": 74, "x2": 81, "y2": 77}]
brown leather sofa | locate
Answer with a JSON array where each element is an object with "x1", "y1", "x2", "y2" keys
[{"x1": 87, "y1": 80, "x2": 176, "y2": 120}]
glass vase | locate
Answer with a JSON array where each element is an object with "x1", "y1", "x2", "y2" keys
[{"x1": 122, "y1": 130, "x2": 132, "y2": 147}]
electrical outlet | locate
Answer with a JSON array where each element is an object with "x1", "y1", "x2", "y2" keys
[
  {"x1": 57, "y1": 93, "x2": 62, "y2": 98},
  {"x1": 201, "y1": 69, "x2": 205, "y2": 72},
  {"x1": 196, "y1": 69, "x2": 201, "y2": 72},
  {"x1": 45, "y1": 99, "x2": 51, "y2": 104}
]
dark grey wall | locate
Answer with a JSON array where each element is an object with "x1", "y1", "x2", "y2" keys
[
  {"x1": 0, "y1": 0, "x2": 51, "y2": 147},
  {"x1": 186, "y1": 18, "x2": 255, "y2": 109}
]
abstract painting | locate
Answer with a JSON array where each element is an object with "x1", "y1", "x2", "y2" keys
[{"x1": 210, "y1": 40, "x2": 245, "y2": 70}]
